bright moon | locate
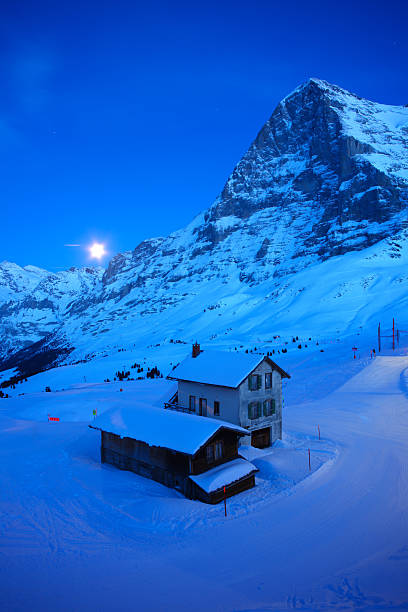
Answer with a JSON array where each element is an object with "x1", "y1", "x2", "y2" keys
[{"x1": 89, "y1": 242, "x2": 107, "y2": 259}]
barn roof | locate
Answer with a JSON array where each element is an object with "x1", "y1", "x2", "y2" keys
[
  {"x1": 189, "y1": 458, "x2": 258, "y2": 494},
  {"x1": 168, "y1": 350, "x2": 290, "y2": 388},
  {"x1": 89, "y1": 404, "x2": 248, "y2": 456}
]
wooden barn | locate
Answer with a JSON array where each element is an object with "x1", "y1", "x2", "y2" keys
[{"x1": 90, "y1": 402, "x2": 257, "y2": 504}]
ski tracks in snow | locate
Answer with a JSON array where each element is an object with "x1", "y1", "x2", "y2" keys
[{"x1": 1, "y1": 356, "x2": 408, "y2": 610}]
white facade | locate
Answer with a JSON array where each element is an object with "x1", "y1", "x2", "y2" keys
[{"x1": 174, "y1": 354, "x2": 287, "y2": 448}]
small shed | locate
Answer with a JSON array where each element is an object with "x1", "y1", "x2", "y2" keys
[{"x1": 89, "y1": 404, "x2": 257, "y2": 504}]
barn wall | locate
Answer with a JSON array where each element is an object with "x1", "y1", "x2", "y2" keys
[
  {"x1": 190, "y1": 473, "x2": 256, "y2": 504},
  {"x1": 101, "y1": 432, "x2": 190, "y2": 491},
  {"x1": 99, "y1": 430, "x2": 254, "y2": 503},
  {"x1": 190, "y1": 429, "x2": 239, "y2": 475}
]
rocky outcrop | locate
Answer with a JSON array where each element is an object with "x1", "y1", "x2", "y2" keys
[
  {"x1": 1, "y1": 78, "x2": 407, "y2": 369},
  {"x1": 0, "y1": 263, "x2": 103, "y2": 361}
]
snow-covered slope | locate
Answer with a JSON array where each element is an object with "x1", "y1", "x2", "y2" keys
[
  {"x1": 0, "y1": 262, "x2": 102, "y2": 361},
  {"x1": 2, "y1": 353, "x2": 408, "y2": 610},
  {"x1": 1, "y1": 78, "x2": 408, "y2": 372}
]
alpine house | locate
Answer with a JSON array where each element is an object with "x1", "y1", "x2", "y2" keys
[{"x1": 168, "y1": 344, "x2": 290, "y2": 448}]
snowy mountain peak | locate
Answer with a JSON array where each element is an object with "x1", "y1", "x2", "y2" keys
[
  {"x1": 23, "y1": 264, "x2": 49, "y2": 274},
  {"x1": 1, "y1": 79, "x2": 408, "y2": 369},
  {"x1": 0, "y1": 262, "x2": 103, "y2": 362},
  {"x1": 207, "y1": 77, "x2": 408, "y2": 267}
]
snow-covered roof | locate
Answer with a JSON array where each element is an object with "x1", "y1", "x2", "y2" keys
[
  {"x1": 116, "y1": 379, "x2": 177, "y2": 408},
  {"x1": 90, "y1": 404, "x2": 248, "y2": 456},
  {"x1": 189, "y1": 458, "x2": 258, "y2": 493},
  {"x1": 168, "y1": 350, "x2": 290, "y2": 388}
]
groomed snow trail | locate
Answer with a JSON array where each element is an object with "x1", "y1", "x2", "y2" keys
[{"x1": 1, "y1": 357, "x2": 408, "y2": 611}]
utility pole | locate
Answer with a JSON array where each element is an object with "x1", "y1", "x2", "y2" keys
[
  {"x1": 378, "y1": 323, "x2": 381, "y2": 353},
  {"x1": 393, "y1": 318, "x2": 395, "y2": 351}
]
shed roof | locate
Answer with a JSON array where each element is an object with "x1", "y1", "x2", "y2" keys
[
  {"x1": 89, "y1": 404, "x2": 248, "y2": 456},
  {"x1": 189, "y1": 458, "x2": 258, "y2": 494},
  {"x1": 168, "y1": 350, "x2": 290, "y2": 388}
]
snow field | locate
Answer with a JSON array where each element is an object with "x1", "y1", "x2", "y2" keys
[{"x1": 1, "y1": 349, "x2": 408, "y2": 610}]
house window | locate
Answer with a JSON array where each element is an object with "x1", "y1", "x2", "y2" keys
[
  {"x1": 206, "y1": 444, "x2": 214, "y2": 462},
  {"x1": 214, "y1": 400, "x2": 220, "y2": 416},
  {"x1": 215, "y1": 440, "x2": 223, "y2": 460},
  {"x1": 265, "y1": 372, "x2": 272, "y2": 389},
  {"x1": 206, "y1": 441, "x2": 223, "y2": 463},
  {"x1": 248, "y1": 401, "x2": 261, "y2": 420},
  {"x1": 189, "y1": 395, "x2": 196, "y2": 412},
  {"x1": 248, "y1": 374, "x2": 262, "y2": 390},
  {"x1": 263, "y1": 399, "x2": 276, "y2": 417},
  {"x1": 199, "y1": 398, "x2": 207, "y2": 416}
]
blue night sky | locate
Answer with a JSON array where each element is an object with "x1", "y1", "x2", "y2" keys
[{"x1": 2, "y1": 0, "x2": 407, "y2": 271}]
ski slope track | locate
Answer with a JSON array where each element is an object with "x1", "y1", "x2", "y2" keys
[
  {"x1": 1, "y1": 355, "x2": 408, "y2": 610},
  {"x1": 1, "y1": 78, "x2": 408, "y2": 372}
]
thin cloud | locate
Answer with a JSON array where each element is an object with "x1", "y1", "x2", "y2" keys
[{"x1": 64, "y1": 244, "x2": 81, "y2": 247}]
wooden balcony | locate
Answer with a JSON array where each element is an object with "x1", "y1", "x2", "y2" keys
[{"x1": 164, "y1": 402, "x2": 196, "y2": 414}]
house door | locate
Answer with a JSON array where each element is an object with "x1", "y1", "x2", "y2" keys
[
  {"x1": 199, "y1": 398, "x2": 207, "y2": 416},
  {"x1": 251, "y1": 427, "x2": 271, "y2": 449}
]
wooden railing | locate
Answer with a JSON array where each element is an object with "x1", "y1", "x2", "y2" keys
[{"x1": 164, "y1": 402, "x2": 196, "y2": 414}]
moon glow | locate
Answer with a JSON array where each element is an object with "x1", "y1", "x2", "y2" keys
[{"x1": 89, "y1": 242, "x2": 107, "y2": 259}]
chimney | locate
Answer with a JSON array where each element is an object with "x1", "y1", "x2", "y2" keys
[{"x1": 192, "y1": 342, "x2": 201, "y2": 358}]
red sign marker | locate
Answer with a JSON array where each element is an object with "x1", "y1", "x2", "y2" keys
[{"x1": 48, "y1": 415, "x2": 59, "y2": 422}]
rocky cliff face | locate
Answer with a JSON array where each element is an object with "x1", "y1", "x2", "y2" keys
[
  {"x1": 0, "y1": 263, "x2": 102, "y2": 362},
  {"x1": 100, "y1": 79, "x2": 408, "y2": 289},
  {"x1": 203, "y1": 78, "x2": 408, "y2": 271},
  {"x1": 1, "y1": 79, "x2": 408, "y2": 370}
]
